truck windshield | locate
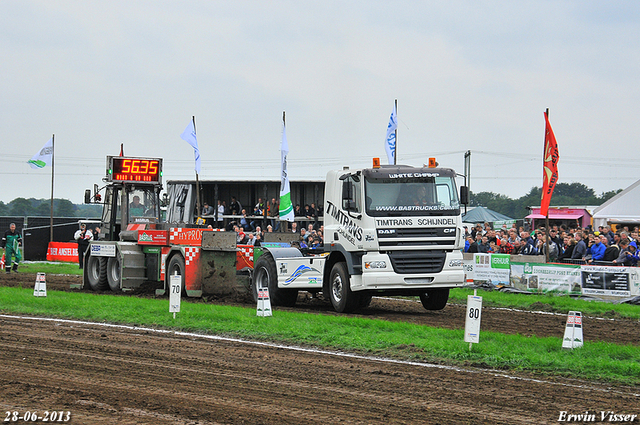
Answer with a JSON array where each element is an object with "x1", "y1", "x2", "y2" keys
[{"x1": 364, "y1": 176, "x2": 460, "y2": 217}]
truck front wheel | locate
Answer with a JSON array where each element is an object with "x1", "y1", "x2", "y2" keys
[
  {"x1": 86, "y1": 255, "x2": 108, "y2": 291},
  {"x1": 252, "y1": 253, "x2": 298, "y2": 307},
  {"x1": 328, "y1": 262, "x2": 359, "y2": 313},
  {"x1": 419, "y1": 288, "x2": 449, "y2": 311}
]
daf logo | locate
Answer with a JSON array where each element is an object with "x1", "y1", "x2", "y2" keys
[
  {"x1": 443, "y1": 228, "x2": 456, "y2": 233},
  {"x1": 378, "y1": 229, "x2": 396, "y2": 235}
]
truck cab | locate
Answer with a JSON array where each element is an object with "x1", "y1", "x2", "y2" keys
[{"x1": 252, "y1": 162, "x2": 469, "y2": 313}]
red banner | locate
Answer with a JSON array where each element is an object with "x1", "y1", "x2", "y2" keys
[
  {"x1": 47, "y1": 242, "x2": 78, "y2": 263},
  {"x1": 541, "y1": 111, "x2": 559, "y2": 217}
]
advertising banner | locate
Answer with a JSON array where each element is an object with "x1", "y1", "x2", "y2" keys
[
  {"x1": 46, "y1": 242, "x2": 78, "y2": 263},
  {"x1": 581, "y1": 265, "x2": 632, "y2": 297},
  {"x1": 473, "y1": 253, "x2": 510, "y2": 285},
  {"x1": 510, "y1": 262, "x2": 581, "y2": 293}
]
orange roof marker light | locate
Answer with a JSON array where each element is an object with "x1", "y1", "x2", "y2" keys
[{"x1": 372, "y1": 157, "x2": 381, "y2": 168}]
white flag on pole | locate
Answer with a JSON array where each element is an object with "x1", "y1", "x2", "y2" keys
[
  {"x1": 279, "y1": 119, "x2": 294, "y2": 222},
  {"x1": 180, "y1": 119, "x2": 201, "y2": 173},
  {"x1": 384, "y1": 104, "x2": 397, "y2": 164},
  {"x1": 28, "y1": 138, "x2": 53, "y2": 169}
]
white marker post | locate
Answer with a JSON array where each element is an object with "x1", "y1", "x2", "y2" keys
[
  {"x1": 562, "y1": 311, "x2": 583, "y2": 349},
  {"x1": 464, "y1": 290, "x2": 483, "y2": 350},
  {"x1": 33, "y1": 273, "x2": 47, "y2": 297},
  {"x1": 169, "y1": 272, "x2": 181, "y2": 319},
  {"x1": 257, "y1": 286, "x2": 272, "y2": 317}
]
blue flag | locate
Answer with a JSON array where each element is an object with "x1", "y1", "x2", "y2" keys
[{"x1": 180, "y1": 119, "x2": 201, "y2": 173}]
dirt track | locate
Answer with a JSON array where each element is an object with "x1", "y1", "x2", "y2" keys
[{"x1": 1, "y1": 274, "x2": 639, "y2": 424}]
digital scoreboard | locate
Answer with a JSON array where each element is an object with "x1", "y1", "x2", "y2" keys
[{"x1": 107, "y1": 156, "x2": 163, "y2": 184}]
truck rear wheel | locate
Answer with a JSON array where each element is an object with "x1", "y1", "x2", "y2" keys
[
  {"x1": 107, "y1": 257, "x2": 122, "y2": 292},
  {"x1": 252, "y1": 252, "x2": 297, "y2": 307},
  {"x1": 328, "y1": 262, "x2": 359, "y2": 313},
  {"x1": 86, "y1": 256, "x2": 108, "y2": 291},
  {"x1": 167, "y1": 255, "x2": 186, "y2": 296},
  {"x1": 419, "y1": 288, "x2": 449, "y2": 311}
]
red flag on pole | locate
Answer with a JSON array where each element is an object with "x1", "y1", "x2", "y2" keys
[{"x1": 540, "y1": 111, "x2": 559, "y2": 217}]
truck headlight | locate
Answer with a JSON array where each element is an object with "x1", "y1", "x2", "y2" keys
[
  {"x1": 448, "y1": 259, "x2": 463, "y2": 268},
  {"x1": 365, "y1": 261, "x2": 387, "y2": 269}
]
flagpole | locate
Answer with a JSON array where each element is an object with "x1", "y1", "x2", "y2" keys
[
  {"x1": 394, "y1": 99, "x2": 397, "y2": 165},
  {"x1": 544, "y1": 108, "x2": 550, "y2": 263},
  {"x1": 192, "y1": 115, "x2": 201, "y2": 221},
  {"x1": 50, "y1": 134, "x2": 55, "y2": 242},
  {"x1": 282, "y1": 111, "x2": 287, "y2": 232}
]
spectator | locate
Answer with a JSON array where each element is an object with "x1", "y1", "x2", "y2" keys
[
  {"x1": 467, "y1": 233, "x2": 481, "y2": 253},
  {"x1": 499, "y1": 238, "x2": 514, "y2": 254},
  {"x1": 571, "y1": 231, "x2": 587, "y2": 261},
  {"x1": 621, "y1": 241, "x2": 639, "y2": 266},
  {"x1": 537, "y1": 235, "x2": 559, "y2": 262},
  {"x1": 477, "y1": 235, "x2": 490, "y2": 253},
  {"x1": 268, "y1": 198, "x2": 279, "y2": 231},
  {"x1": 229, "y1": 196, "x2": 242, "y2": 215},
  {"x1": 234, "y1": 225, "x2": 247, "y2": 245},
  {"x1": 559, "y1": 235, "x2": 575, "y2": 262},
  {"x1": 239, "y1": 209, "x2": 251, "y2": 231},
  {"x1": 588, "y1": 235, "x2": 606, "y2": 262},
  {"x1": 520, "y1": 235, "x2": 538, "y2": 256},
  {"x1": 216, "y1": 200, "x2": 225, "y2": 229},
  {"x1": 603, "y1": 236, "x2": 620, "y2": 262},
  {"x1": 291, "y1": 222, "x2": 298, "y2": 233},
  {"x1": 613, "y1": 239, "x2": 630, "y2": 265},
  {"x1": 202, "y1": 202, "x2": 214, "y2": 226},
  {"x1": 74, "y1": 223, "x2": 93, "y2": 269},
  {"x1": 246, "y1": 232, "x2": 257, "y2": 246}
]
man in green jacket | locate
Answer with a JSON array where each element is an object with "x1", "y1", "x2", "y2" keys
[{"x1": 2, "y1": 223, "x2": 22, "y2": 273}]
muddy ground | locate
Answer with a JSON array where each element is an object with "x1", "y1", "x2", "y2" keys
[{"x1": 1, "y1": 273, "x2": 639, "y2": 424}]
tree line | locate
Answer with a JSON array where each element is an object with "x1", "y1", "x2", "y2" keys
[
  {"x1": 470, "y1": 182, "x2": 622, "y2": 218},
  {"x1": 0, "y1": 198, "x2": 101, "y2": 218}
]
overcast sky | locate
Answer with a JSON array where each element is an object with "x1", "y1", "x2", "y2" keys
[{"x1": 2, "y1": 1, "x2": 639, "y2": 205}]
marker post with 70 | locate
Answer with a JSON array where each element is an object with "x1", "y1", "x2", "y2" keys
[
  {"x1": 169, "y1": 272, "x2": 181, "y2": 319},
  {"x1": 464, "y1": 289, "x2": 483, "y2": 350}
]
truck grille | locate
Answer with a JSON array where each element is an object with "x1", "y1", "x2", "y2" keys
[
  {"x1": 377, "y1": 227, "x2": 457, "y2": 249},
  {"x1": 387, "y1": 250, "x2": 446, "y2": 274}
]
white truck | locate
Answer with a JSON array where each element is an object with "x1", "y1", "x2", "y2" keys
[{"x1": 253, "y1": 161, "x2": 469, "y2": 313}]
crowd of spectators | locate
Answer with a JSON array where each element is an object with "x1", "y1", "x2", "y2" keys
[
  {"x1": 202, "y1": 196, "x2": 324, "y2": 249},
  {"x1": 464, "y1": 222, "x2": 639, "y2": 266}
]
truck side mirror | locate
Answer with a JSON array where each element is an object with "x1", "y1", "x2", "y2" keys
[
  {"x1": 459, "y1": 186, "x2": 469, "y2": 205},
  {"x1": 342, "y1": 180, "x2": 353, "y2": 210},
  {"x1": 84, "y1": 189, "x2": 91, "y2": 204}
]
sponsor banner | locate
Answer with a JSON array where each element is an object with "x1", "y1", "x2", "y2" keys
[
  {"x1": 473, "y1": 253, "x2": 510, "y2": 285},
  {"x1": 581, "y1": 265, "x2": 631, "y2": 297},
  {"x1": 510, "y1": 262, "x2": 581, "y2": 293},
  {"x1": 138, "y1": 230, "x2": 169, "y2": 245},
  {"x1": 169, "y1": 228, "x2": 213, "y2": 246},
  {"x1": 46, "y1": 242, "x2": 78, "y2": 263},
  {"x1": 89, "y1": 242, "x2": 116, "y2": 257}
]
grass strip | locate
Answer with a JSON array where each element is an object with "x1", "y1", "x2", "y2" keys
[
  {"x1": 450, "y1": 288, "x2": 640, "y2": 320},
  {"x1": 1, "y1": 286, "x2": 638, "y2": 386}
]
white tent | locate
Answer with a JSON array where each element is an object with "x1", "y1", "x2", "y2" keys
[{"x1": 592, "y1": 179, "x2": 640, "y2": 228}]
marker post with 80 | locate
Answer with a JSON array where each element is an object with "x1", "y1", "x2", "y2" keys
[{"x1": 464, "y1": 289, "x2": 483, "y2": 350}]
